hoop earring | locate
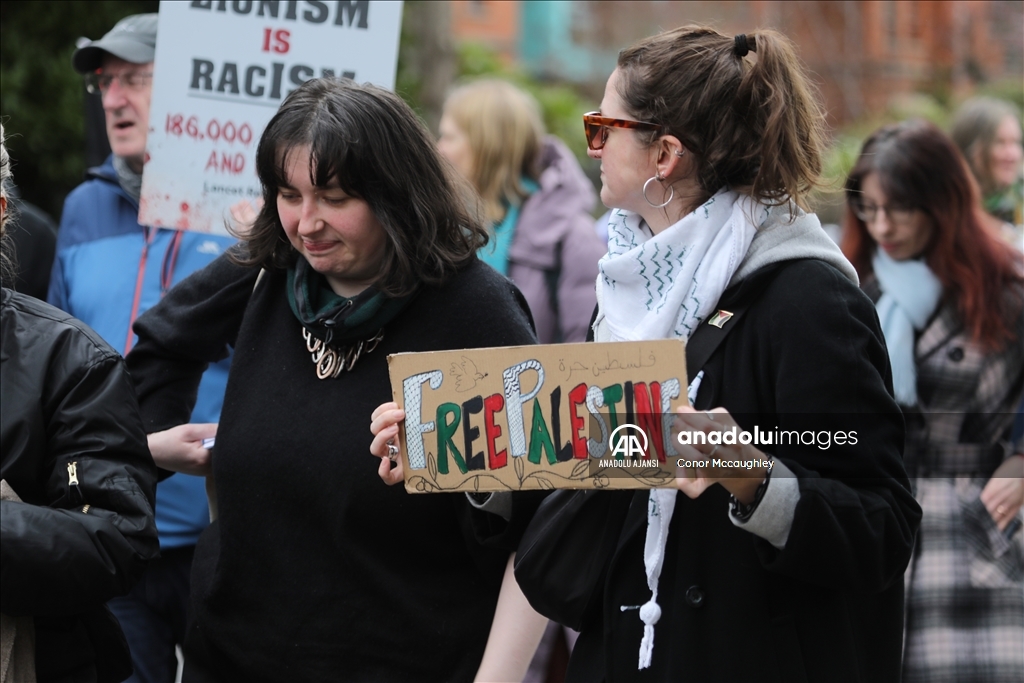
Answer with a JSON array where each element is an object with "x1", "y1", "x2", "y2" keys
[{"x1": 643, "y1": 176, "x2": 674, "y2": 209}]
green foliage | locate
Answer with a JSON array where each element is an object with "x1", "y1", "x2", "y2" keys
[
  {"x1": 0, "y1": 0, "x2": 158, "y2": 219},
  {"x1": 975, "y1": 78, "x2": 1024, "y2": 114},
  {"x1": 812, "y1": 134, "x2": 865, "y2": 225},
  {"x1": 885, "y1": 93, "x2": 950, "y2": 129},
  {"x1": 457, "y1": 42, "x2": 505, "y2": 79},
  {"x1": 528, "y1": 81, "x2": 596, "y2": 167}
]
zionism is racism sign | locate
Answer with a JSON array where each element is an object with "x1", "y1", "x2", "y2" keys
[{"x1": 140, "y1": 1, "x2": 402, "y2": 232}]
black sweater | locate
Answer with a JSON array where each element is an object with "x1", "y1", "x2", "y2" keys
[{"x1": 127, "y1": 256, "x2": 541, "y2": 682}]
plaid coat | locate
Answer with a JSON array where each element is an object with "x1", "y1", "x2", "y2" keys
[{"x1": 873, "y1": 277, "x2": 1024, "y2": 683}]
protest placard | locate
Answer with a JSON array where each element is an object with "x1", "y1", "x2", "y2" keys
[
  {"x1": 387, "y1": 340, "x2": 689, "y2": 493},
  {"x1": 140, "y1": 0, "x2": 403, "y2": 233}
]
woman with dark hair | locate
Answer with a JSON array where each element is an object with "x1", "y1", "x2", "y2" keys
[
  {"x1": 843, "y1": 119, "x2": 1024, "y2": 683},
  {"x1": 124, "y1": 78, "x2": 540, "y2": 681},
  {"x1": 377, "y1": 26, "x2": 922, "y2": 682}
]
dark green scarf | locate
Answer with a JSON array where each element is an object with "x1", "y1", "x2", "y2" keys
[{"x1": 286, "y1": 257, "x2": 415, "y2": 347}]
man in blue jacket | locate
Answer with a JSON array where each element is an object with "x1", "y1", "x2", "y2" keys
[{"x1": 48, "y1": 13, "x2": 235, "y2": 682}]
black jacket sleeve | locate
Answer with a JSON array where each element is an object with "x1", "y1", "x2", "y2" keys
[
  {"x1": 740, "y1": 261, "x2": 921, "y2": 593},
  {"x1": 127, "y1": 251, "x2": 259, "y2": 432},
  {"x1": 1, "y1": 334, "x2": 159, "y2": 616}
]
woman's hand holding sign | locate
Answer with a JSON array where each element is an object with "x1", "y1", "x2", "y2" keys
[{"x1": 673, "y1": 406, "x2": 769, "y2": 503}]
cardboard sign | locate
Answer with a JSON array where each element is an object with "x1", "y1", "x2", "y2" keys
[
  {"x1": 388, "y1": 341, "x2": 689, "y2": 493},
  {"x1": 140, "y1": 0, "x2": 403, "y2": 233}
]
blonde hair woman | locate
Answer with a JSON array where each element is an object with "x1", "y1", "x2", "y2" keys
[{"x1": 438, "y1": 79, "x2": 606, "y2": 343}]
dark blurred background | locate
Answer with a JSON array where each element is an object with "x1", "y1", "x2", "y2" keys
[{"x1": 1, "y1": 1, "x2": 158, "y2": 219}]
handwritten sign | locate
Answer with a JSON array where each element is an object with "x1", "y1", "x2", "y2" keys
[
  {"x1": 388, "y1": 341, "x2": 689, "y2": 493},
  {"x1": 140, "y1": 0, "x2": 403, "y2": 233}
]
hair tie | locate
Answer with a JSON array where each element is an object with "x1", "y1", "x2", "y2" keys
[{"x1": 733, "y1": 34, "x2": 750, "y2": 58}]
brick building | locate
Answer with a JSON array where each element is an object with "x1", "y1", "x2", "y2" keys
[{"x1": 450, "y1": 0, "x2": 1023, "y2": 126}]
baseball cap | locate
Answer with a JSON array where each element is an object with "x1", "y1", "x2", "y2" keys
[{"x1": 72, "y1": 13, "x2": 158, "y2": 74}]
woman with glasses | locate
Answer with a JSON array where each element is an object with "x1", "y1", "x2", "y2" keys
[
  {"x1": 843, "y1": 119, "x2": 1024, "y2": 683},
  {"x1": 493, "y1": 25, "x2": 921, "y2": 682}
]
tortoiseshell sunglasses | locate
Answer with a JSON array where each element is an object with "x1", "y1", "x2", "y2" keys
[{"x1": 583, "y1": 111, "x2": 660, "y2": 151}]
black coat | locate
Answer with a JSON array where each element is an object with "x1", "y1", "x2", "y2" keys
[
  {"x1": 557, "y1": 260, "x2": 921, "y2": 682},
  {"x1": 1, "y1": 289, "x2": 159, "y2": 683},
  {"x1": 126, "y1": 255, "x2": 544, "y2": 682}
]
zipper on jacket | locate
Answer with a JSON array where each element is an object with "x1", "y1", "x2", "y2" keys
[{"x1": 67, "y1": 461, "x2": 85, "y2": 507}]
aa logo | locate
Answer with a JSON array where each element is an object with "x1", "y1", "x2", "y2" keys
[{"x1": 610, "y1": 424, "x2": 649, "y2": 459}]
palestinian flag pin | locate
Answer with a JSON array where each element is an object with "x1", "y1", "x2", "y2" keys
[{"x1": 708, "y1": 310, "x2": 734, "y2": 328}]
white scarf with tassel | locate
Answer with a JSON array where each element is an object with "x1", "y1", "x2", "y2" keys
[{"x1": 596, "y1": 189, "x2": 765, "y2": 669}]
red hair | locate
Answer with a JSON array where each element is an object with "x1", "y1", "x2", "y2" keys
[{"x1": 841, "y1": 120, "x2": 1023, "y2": 349}]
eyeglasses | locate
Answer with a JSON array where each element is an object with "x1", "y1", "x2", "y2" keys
[
  {"x1": 853, "y1": 201, "x2": 917, "y2": 225},
  {"x1": 583, "y1": 111, "x2": 660, "y2": 151},
  {"x1": 85, "y1": 69, "x2": 153, "y2": 95}
]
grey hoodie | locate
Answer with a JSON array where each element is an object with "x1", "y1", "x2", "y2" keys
[{"x1": 731, "y1": 205, "x2": 858, "y2": 287}]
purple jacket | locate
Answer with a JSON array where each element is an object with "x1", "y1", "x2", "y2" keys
[{"x1": 509, "y1": 137, "x2": 606, "y2": 343}]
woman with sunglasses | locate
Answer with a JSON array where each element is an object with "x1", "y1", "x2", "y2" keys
[
  {"x1": 507, "y1": 25, "x2": 922, "y2": 682},
  {"x1": 843, "y1": 120, "x2": 1024, "y2": 683}
]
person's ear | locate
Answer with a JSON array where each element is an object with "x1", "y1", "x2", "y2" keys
[{"x1": 655, "y1": 135, "x2": 689, "y2": 180}]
